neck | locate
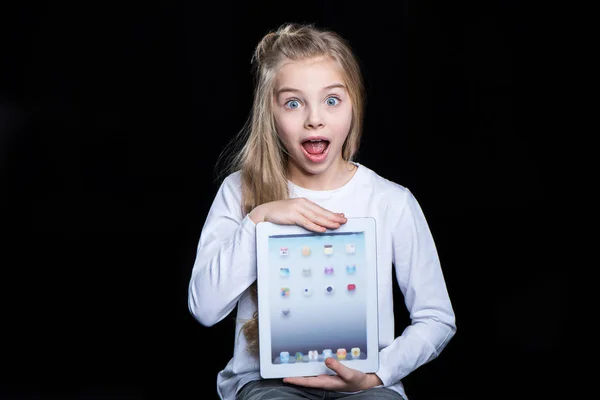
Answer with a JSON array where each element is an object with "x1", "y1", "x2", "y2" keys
[{"x1": 287, "y1": 157, "x2": 356, "y2": 191}]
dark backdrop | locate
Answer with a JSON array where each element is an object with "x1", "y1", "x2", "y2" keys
[{"x1": 1, "y1": 1, "x2": 562, "y2": 399}]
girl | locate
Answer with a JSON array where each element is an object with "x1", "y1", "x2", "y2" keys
[{"x1": 188, "y1": 23, "x2": 456, "y2": 400}]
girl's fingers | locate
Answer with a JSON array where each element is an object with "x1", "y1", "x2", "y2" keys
[
  {"x1": 300, "y1": 208, "x2": 343, "y2": 230},
  {"x1": 297, "y1": 215, "x2": 327, "y2": 232},
  {"x1": 302, "y1": 201, "x2": 347, "y2": 224},
  {"x1": 286, "y1": 198, "x2": 346, "y2": 231}
]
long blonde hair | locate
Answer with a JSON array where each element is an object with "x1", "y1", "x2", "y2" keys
[{"x1": 218, "y1": 22, "x2": 366, "y2": 355}]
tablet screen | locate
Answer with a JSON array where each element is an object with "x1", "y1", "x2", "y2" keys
[
  {"x1": 257, "y1": 218, "x2": 379, "y2": 378},
  {"x1": 266, "y1": 231, "x2": 369, "y2": 364}
]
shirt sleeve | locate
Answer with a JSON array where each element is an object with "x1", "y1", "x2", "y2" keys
[
  {"x1": 187, "y1": 173, "x2": 258, "y2": 327},
  {"x1": 376, "y1": 188, "x2": 457, "y2": 386}
]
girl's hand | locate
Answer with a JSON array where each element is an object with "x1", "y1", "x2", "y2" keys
[
  {"x1": 283, "y1": 357, "x2": 383, "y2": 391},
  {"x1": 249, "y1": 198, "x2": 347, "y2": 232}
]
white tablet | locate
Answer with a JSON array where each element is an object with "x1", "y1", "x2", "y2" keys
[{"x1": 256, "y1": 217, "x2": 379, "y2": 379}]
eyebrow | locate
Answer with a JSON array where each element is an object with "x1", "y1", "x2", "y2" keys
[{"x1": 276, "y1": 83, "x2": 346, "y2": 96}]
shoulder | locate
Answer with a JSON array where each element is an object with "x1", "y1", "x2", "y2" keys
[
  {"x1": 213, "y1": 170, "x2": 244, "y2": 204},
  {"x1": 356, "y1": 164, "x2": 428, "y2": 226},
  {"x1": 220, "y1": 170, "x2": 243, "y2": 190},
  {"x1": 356, "y1": 163, "x2": 413, "y2": 204}
]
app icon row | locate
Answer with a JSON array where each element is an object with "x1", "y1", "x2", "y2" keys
[
  {"x1": 280, "y1": 283, "x2": 356, "y2": 298},
  {"x1": 277, "y1": 348, "x2": 362, "y2": 363},
  {"x1": 279, "y1": 244, "x2": 355, "y2": 256},
  {"x1": 279, "y1": 265, "x2": 356, "y2": 277}
]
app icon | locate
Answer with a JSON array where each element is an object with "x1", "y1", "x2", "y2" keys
[
  {"x1": 345, "y1": 244, "x2": 355, "y2": 254},
  {"x1": 301, "y1": 246, "x2": 311, "y2": 256},
  {"x1": 322, "y1": 349, "x2": 333, "y2": 358},
  {"x1": 324, "y1": 266, "x2": 334, "y2": 275},
  {"x1": 280, "y1": 351, "x2": 290, "y2": 363},
  {"x1": 280, "y1": 247, "x2": 288, "y2": 256},
  {"x1": 351, "y1": 347, "x2": 361, "y2": 358},
  {"x1": 346, "y1": 265, "x2": 356, "y2": 275},
  {"x1": 336, "y1": 348, "x2": 347, "y2": 360},
  {"x1": 295, "y1": 352, "x2": 304, "y2": 361},
  {"x1": 323, "y1": 244, "x2": 333, "y2": 255},
  {"x1": 325, "y1": 285, "x2": 334, "y2": 294},
  {"x1": 302, "y1": 267, "x2": 311, "y2": 277},
  {"x1": 281, "y1": 287, "x2": 290, "y2": 297},
  {"x1": 347, "y1": 283, "x2": 356, "y2": 292},
  {"x1": 280, "y1": 267, "x2": 290, "y2": 277},
  {"x1": 302, "y1": 287, "x2": 312, "y2": 296},
  {"x1": 308, "y1": 350, "x2": 319, "y2": 361},
  {"x1": 281, "y1": 308, "x2": 290, "y2": 316}
]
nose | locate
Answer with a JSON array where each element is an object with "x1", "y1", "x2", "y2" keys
[{"x1": 304, "y1": 106, "x2": 324, "y2": 130}]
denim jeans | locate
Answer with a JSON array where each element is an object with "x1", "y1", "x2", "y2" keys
[{"x1": 236, "y1": 379, "x2": 404, "y2": 400}]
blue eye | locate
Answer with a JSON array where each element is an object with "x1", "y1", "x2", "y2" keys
[
  {"x1": 326, "y1": 97, "x2": 340, "y2": 106},
  {"x1": 286, "y1": 100, "x2": 300, "y2": 109}
]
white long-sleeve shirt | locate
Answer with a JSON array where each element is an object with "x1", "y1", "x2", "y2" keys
[{"x1": 188, "y1": 163, "x2": 456, "y2": 400}]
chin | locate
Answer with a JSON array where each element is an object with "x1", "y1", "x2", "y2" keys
[{"x1": 300, "y1": 159, "x2": 334, "y2": 176}]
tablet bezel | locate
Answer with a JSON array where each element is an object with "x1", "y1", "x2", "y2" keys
[{"x1": 256, "y1": 217, "x2": 379, "y2": 379}]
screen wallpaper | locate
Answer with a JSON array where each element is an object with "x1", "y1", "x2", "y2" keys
[{"x1": 267, "y1": 231, "x2": 368, "y2": 364}]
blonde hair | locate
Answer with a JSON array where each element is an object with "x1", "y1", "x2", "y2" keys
[{"x1": 218, "y1": 22, "x2": 366, "y2": 355}]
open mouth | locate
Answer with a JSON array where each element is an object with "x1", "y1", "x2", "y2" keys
[{"x1": 301, "y1": 139, "x2": 330, "y2": 155}]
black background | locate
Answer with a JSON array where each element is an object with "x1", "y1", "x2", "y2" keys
[{"x1": 1, "y1": 1, "x2": 563, "y2": 399}]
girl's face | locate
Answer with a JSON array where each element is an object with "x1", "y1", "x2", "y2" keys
[{"x1": 273, "y1": 56, "x2": 353, "y2": 181}]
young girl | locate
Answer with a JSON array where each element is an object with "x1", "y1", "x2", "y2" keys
[{"x1": 188, "y1": 23, "x2": 456, "y2": 400}]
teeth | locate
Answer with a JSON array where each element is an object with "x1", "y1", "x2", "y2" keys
[{"x1": 303, "y1": 139, "x2": 328, "y2": 144}]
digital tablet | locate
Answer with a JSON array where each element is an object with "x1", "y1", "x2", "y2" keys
[{"x1": 256, "y1": 217, "x2": 379, "y2": 379}]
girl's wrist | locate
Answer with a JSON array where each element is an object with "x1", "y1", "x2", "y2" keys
[
  {"x1": 249, "y1": 204, "x2": 267, "y2": 224},
  {"x1": 366, "y1": 373, "x2": 383, "y2": 388}
]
